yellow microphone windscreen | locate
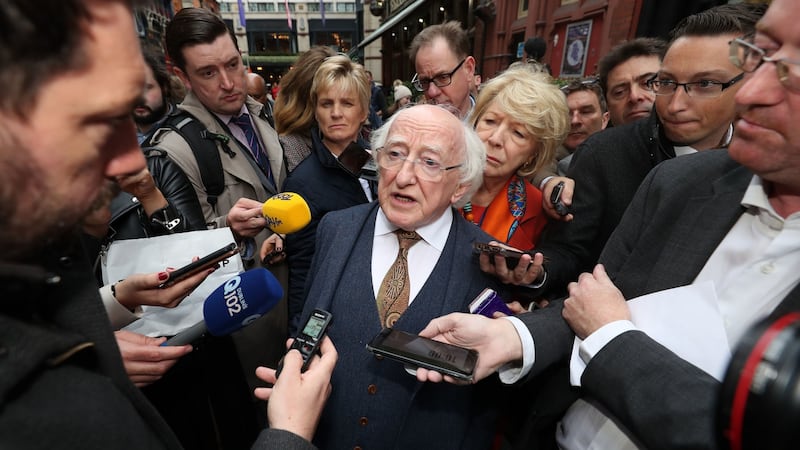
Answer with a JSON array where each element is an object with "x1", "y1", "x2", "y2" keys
[{"x1": 261, "y1": 192, "x2": 312, "y2": 234}]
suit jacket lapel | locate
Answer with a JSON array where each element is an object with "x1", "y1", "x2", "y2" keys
[
  {"x1": 312, "y1": 204, "x2": 379, "y2": 312},
  {"x1": 646, "y1": 165, "x2": 752, "y2": 293}
]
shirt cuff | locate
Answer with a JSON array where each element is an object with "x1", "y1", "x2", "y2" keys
[
  {"x1": 569, "y1": 320, "x2": 637, "y2": 386},
  {"x1": 99, "y1": 283, "x2": 142, "y2": 330},
  {"x1": 521, "y1": 267, "x2": 547, "y2": 290},
  {"x1": 539, "y1": 176, "x2": 554, "y2": 191},
  {"x1": 497, "y1": 316, "x2": 536, "y2": 384}
]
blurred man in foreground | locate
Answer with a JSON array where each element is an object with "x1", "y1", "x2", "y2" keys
[{"x1": 0, "y1": 1, "x2": 334, "y2": 449}]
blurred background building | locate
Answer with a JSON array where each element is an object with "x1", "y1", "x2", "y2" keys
[{"x1": 136, "y1": 0, "x2": 769, "y2": 99}]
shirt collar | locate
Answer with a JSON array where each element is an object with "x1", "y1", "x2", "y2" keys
[
  {"x1": 375, "y1": 207, "x2": 454, "y2": 252},
  {"x1": 741, "y1": 175, "x2": 785, "y2": 230},
  {"x1": 213, "y1": 104, "x2": 249, "y2": 125}
]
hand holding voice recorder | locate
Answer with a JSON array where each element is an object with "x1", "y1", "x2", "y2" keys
[{"x1": 276, "y1": 309, "x2": 333, "y2": 377}]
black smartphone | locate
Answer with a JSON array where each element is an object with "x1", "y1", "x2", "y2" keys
[
  {"x1": 366, "y1": 328, "x2": 478, "y2": 381},
  {"x1": 472, "y1": 242, "x2": 533, "y2": 270},
  {"x1": 550, "y1": 181, "x2": 569, "y2": 216},
  {"x1": 158, "y1": 242, "x2": 239, "y2": 289},
  {"x1": 277, "y1": 309, "x2": 333, "y2": 377}
]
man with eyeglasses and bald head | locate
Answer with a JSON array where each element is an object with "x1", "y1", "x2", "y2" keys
[
  {"x1": 294, "y1": 104, "x2": 510, "y2": 450},
  {"x1": 496, "y1": 3, "x2": 767, "y2": 301}
]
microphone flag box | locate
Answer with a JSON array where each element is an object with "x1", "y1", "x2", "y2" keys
[{"x1": 469, "y1": 288, "x2": 514, "y2": 318}]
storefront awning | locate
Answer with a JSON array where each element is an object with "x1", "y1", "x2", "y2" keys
[{"x1": 354, "y1": 0, "x2": 426, "y2": 51}]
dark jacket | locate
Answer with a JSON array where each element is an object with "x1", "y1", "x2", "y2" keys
[
  {"x1": 0, "y1": 235, "x2": 319, "y2": 450},
  {"x1": 107, "y1": 148, "x2": 207, "y2": 242},
  {"x1": 536, "y1": 112, "x2": 676, "y2": 297},
  {"x1": 284, "y1": 128, "x2": 373, "y2": 327},
  {"x1": 299, "y1": 203, "x2": 504, "y2": 450},
  {"x1": 0, "y1": 237, "x2": 183, "y2": 450},
  {"x1": 518, "y1": 150, "x2": 800, "y2": 449}
]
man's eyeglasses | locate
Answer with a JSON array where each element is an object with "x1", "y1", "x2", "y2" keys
[
  {"x1": 412, "y1": 58, "x2": 467, "y2": 92},
  {"x1": 374, "y1": 147, "x2": 462, "y2": 182},
  {"x1": 729, "y1": 37, "x2": 800, "y2": 93},
  {"x1": 646, "y1": 73, "x2": 744, "y2": 98}
]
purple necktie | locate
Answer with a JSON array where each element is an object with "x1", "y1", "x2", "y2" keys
[{"x1": 231, "y1": 113, "x2": 274, "y2": 186}]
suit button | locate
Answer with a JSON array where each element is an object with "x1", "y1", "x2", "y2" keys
[
  {"x1": 374, "y1": 354, "x2": 384, "y2": 361},
  {"x1": 354, "y1": 447, "x2": 362, "y2": 450},
  {"x1": 359, "y1": 416, "x2": 368, "y2": 426},
  {"x1": 367, "y1": 384, "x2": 377, "y2": 394}
]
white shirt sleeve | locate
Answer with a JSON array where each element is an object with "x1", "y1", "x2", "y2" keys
[
  {"x1": 497, "y1": 316, "x2": 536, "y2": 384},
  {"x1": 570, "y1": 320, "x2": 637, "y2": 386},
  {"x1": 99, "y1": 284, "x2": 142, "y2": 330}
]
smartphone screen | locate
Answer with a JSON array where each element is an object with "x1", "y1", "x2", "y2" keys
[{"x1": 366, "y1": 328, "x2": 478, "y2": 381}]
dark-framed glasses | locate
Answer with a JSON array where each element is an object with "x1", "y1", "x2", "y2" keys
[
  {"x1": 374, "y1": 147, "x2": 462, "y2": 182},
  {"x1": 729, "y1": 37, "x2": 800, "y2": 93},
  {"x1": 412, "y1": 58, "x2": 467, "y2": 91},
  {"x1": 646, "y1": 73, "x2": 744, "y2": 98}
]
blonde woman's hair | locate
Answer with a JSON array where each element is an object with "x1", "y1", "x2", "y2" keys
[
  {"x1": 470, "y1": 66, "x2": 569, "y2": 177},
  {"x1": 273, "y1": 46, "x2": 336, "y2": 136},
  {"x1": 310, "y1": 55, "x2": 371, "y2": 123}
]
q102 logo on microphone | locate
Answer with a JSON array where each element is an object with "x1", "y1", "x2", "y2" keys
[{"x1": 222, "y1": 275, "x2": 260, "y2": 325}]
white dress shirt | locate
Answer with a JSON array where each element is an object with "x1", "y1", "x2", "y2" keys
[{"x1": 371, "y1": 207, "x2": 453, "y2": 303}]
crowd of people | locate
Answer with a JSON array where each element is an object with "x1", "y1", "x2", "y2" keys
[{"x1": 2, "y1": 0, "x2": 799, "y2": 449}]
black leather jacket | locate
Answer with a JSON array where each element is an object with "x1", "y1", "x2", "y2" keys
[{"x1": 107, "y1": 148, "x2": 207, "y2": 242}]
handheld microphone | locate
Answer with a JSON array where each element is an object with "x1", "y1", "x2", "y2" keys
[
  {"x1": 262, "y1": 192, "x2": 312, "y2": 234},
  {"x1": 162, "y1": 268, "x2": 283, "y2": 346}
]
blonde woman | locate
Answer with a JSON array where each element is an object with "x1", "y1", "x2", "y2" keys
[{"x1": 461, "y1": 67, "x2": 569, "y2": 249}]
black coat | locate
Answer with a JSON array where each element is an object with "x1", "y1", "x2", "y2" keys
[
  {"x1": 536, "y1": 113, "x2": 677, "y2": 298},
  {"x1": 283, "y1": 128, "x2": 373, "y2": 327},
  {"x1": 0, "y1": 237, "x2": 182, "y2": 450},
  {"x1": 107, "y1": 148, "x2": 207, "y2": 242}
]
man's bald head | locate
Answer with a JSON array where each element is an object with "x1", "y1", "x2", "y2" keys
[{"x1": 247, "y1": 72, "x2": 268, "y2": 105}]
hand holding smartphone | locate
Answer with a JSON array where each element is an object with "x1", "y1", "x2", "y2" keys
[
  {"x1": 158, "y1": 243, "x2": 239, "y2": 289},
  {"x1": 366, "y1": 328, "x2": 478, "y2": 381},
  {"x1": 550, "y1": 181, "x2": 569, "y2": 216},
  {"x1": 472, "y1": 242, "x2": 534, "y2": 270}
]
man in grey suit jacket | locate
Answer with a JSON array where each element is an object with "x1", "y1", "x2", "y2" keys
[
  {"x1": 416, "y1": 1, "x2": 800, "y2": 448},
  {"x1": 296, "y1": 104, "x2": 511, "y2": 449}
]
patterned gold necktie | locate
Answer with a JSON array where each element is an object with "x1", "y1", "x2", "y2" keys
[{"x1": 376, "y1": 230, "x2": 422, "y2": 328}]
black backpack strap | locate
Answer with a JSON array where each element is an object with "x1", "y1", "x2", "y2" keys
[{"x1": 142, "y1": 110, "x2": 232, "y2": 208}]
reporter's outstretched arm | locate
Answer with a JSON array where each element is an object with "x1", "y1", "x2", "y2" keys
[
  {"x1": 252, "y1": 337, "x2": 337, "y2": 449},
  {"x1": 100, "y1": 263, "x2": 216, "y2": 329}
]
